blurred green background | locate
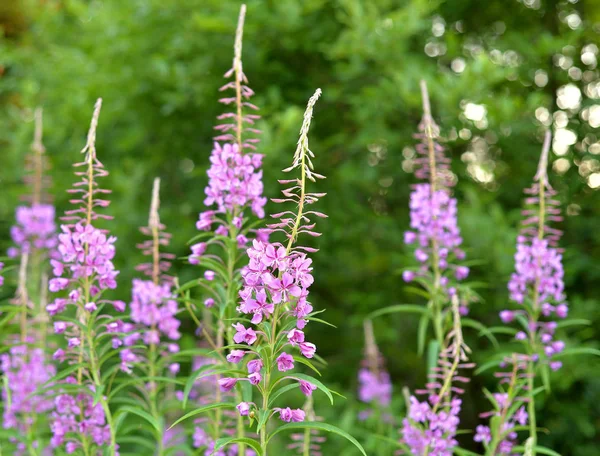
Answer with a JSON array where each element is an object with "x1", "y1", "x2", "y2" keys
[{"x1": 1, "y1": 0, "x2": 600, "y2": 454}]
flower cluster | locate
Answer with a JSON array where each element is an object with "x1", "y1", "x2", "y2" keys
[
  {"x1": 118, "y1": 278, "x2": 181, "y2": 373},
  {"x1": 1, "y1": 344, "x2": 56, "y2": 444},
  {"x1": 47, "y1": 223, "x2": 121, "y2": 318},
  {"x1": 403, "y1": 184, "x2": 467, "y2": 287},
  {"x1": 239, "y1": 239, "x2": 315, "y2": 330},
  {"x1": 203, "y1": 142, "x2": 266, "y2": 218},
  {"x1": 8, "y1": 204, "x2": 57, "y2": 258},
  {"x1": 501, "y1": 132, "x2": 566, "y2": 370},
  {"x1": 357, "y1": 367, "x2": 392, "y2": 408},
  {"x1": 220, "y1": 240, "x2": 317, "y2": 417},
  {"x1": 50, "y1": 378, "x2": 111, "y2": 452},
  {"x1": 402, "y1": 395, "x2": 462, "y2": 456},
  {"x1": 357, "y1": 320, "x2": 393, "y2": 421}
]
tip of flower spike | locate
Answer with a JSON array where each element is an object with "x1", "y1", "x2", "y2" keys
[
  {"x1": 81, "y1": 98, "x2": 103, "y2": 159},
  {"x1": 533, "y1": 130, "x2": 552, "y2": 188}
]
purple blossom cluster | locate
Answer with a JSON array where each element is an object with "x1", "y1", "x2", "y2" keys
[
  {"x1": 203, "y1": 142, "x2": 266, "y2": 218},
  {"x1": 357, "y1": 367, "x2": 392, "y2": 408},
  {"x1": 403, "y1": 184, "x2": 467, "y2": 288},
  {"x1": 50, "y1": 377, "x2": 112, "y2": 453},
  {"x1": 47, "y1": 223, "x2": 121, "y2": 318},
  {"x1": 239, "y1": 240, "x2": 314, "y2": 329},
  {"x1": 501, "y1": 134, "x2": 567, "y2": 371},
  {"x1": 218, "y1": 239, "x2": 318, "y2": 420},
  {"x1": 402, "y1": 395, "x2": 462, "y2": 456},
  {"x1": 117, "y1": 279, "x2": 181, "y2": 373},
  {"x1": 8, "y1": 203, "x2": 57, "y2": 258},
  {"x1": 1, "y1": 344, "x2": 56, "y2": 451}
]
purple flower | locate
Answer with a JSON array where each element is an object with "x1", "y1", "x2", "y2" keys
[
  {"x1": 227, "y1": 350, "x2": 246, "y2": 363},
  {"x1": 358, "y1": 368, "x2": 392, "y2": 407},
  {"x1": 278, "y1": 407, "x2": 305, "y2": 423},
  {"x1": 204, "y1": 270, "x2": 215, "y2": 281},
  {"x1": 248, "y1": 372, "x2": 262, "y2": 385},
  {"x1": 247, "y1": 359, "x2": 263, "y2": 374},
  {"x1": 237, "y1": 402, "x2": 251, "y2": 416},
  {"x1": 299, "y1": 342, "x2": 316, "y2": 359},
  {"x1": 9, "y1": 204, "x2": 57, "y2": 257},
  {"x1": 474, "y1": 425, "x2": 491, "y2": 444},
  {"x1": 233, "y1": 323, "x2": 257, "y2": 345},
  {"x1": 218, "y1": 377, "x2": 238, "y2": 392},
  {"x1": 298, "y1": 380, "x2": 317, "y2": 397},
  {"x1": 276, "y1": 352, "x2": 294, "y2": 372}
]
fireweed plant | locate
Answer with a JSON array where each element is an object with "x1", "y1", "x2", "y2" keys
[
  {"x1": 375, "y1": 80, "x2": 479, "y2": 359},
  {"x1": 45, "y1": 99, "x2": 123, "y2": 455},
  {"x1": 1, "y1": 108, "x2": 58, "y2": 454},
  {"x1": 471, "y1": 132, "x2": 579, "y2": 456},
  {"x1": 173, "y1": 89, "x2": 365, "y2": 456},
  {"x1": 110, "y1": 177, "x2": 183, "y2": 455},
  {"x1": 177, "y1": 4, "x2": 267, "y2": 454}
]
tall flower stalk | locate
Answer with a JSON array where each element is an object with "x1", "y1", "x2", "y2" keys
[
  {"x1": 47, "y1": 99, "x2": 122, "y2": 455},
  {"x1": 496, "y1": 132, "x2": 567, "y2": 455},
  {"x1": 183, "y1": 4, "x2": 266, "y2": 453},
  {"x1": 403, "y1": 81, "x2": 470, "y2": 357},
  {"x1": 203, "y1": 88, "x2": 362, "y2": 456},
  {"x1": 115, "y1": 178, "x2": 180, "y2": 455},
  {"x1": 1, "y1": 107, "x2": 57, "y2": 454}
]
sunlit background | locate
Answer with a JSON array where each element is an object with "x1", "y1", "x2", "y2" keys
[{"x1": 1, "y1": 0, "x2": 599, "y2": 454}]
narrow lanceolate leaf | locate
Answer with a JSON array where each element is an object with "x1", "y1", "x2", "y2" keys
[
  {"x1": 417, "y1": 311, "x2": 430, "y2": 356},
  {"x1": 553, "y1": 346, "x2": 600, "y2": 359},
  {"x1": 367, "y1": 304, "x2": 426, "y2": 320},
  {"x1": 267, "y1": 422, "x2": 367, "y2": 456},
  {"x1": 514, "y1": 445, "x2": 562, "y2": 456},
  {"x1": 168, "y1": 403, "x2": 235, "y2": 429},
  {"x1": 116, "y1": 406, "x2": 162, "y2": 433},
  {"x1": 213, "y1": 437, "x2": 263, "y2": 456}
]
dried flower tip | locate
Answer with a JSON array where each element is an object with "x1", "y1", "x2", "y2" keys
[{"x1": 284, "y1": 88, "x2": 323, "y2": 182}]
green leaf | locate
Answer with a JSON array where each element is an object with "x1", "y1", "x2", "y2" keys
[
  {"x1": 367, "y1": 304, "x2": 426, "y2": 320},
  {"x1": 553, "y1": 346, "x2": 600, "y2": 359},
  {"x1": 555, "y1": 319, "x2": 591, "y2": 329},
  {"x1": 426, "y1": 340, "x2": 439, "y2": 374},
  {"x1": 213, "y1": 437, "x2": 263, "y2": 456},
  {"x1": 267, "y1": 422, "x2": 367, "y2": 456},
  {"x1": 417, "y1": 312, "x2": 430, "y2": 356},
  {"x1": 117, "y1": 406, "x2": 162, "y2": 434},
  {"x1": 292, "y1": 355, "x2": 322, "y2": 376},
  {"x1": 513, "y1": 445, "x2": 562, "y2": 456},
  {"x1": 268, "y1": 384, "x2": 298, "y2": 407},
  {"x1": 169, "y1": 403, "x2": 235, "y2": 429}
]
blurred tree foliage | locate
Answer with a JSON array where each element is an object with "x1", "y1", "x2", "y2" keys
[{"x1": 1, "y1": 0, "x2": 599, "y2": 454}]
